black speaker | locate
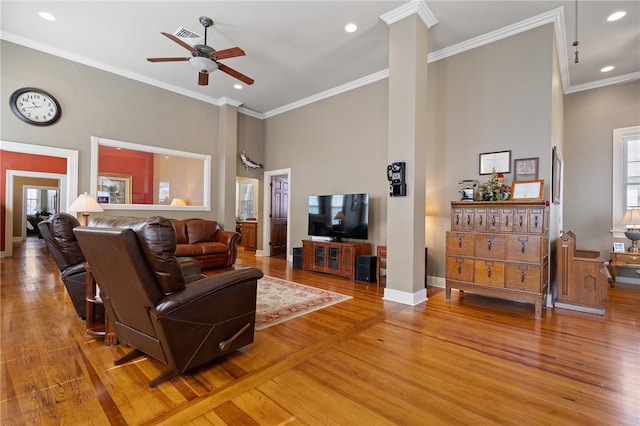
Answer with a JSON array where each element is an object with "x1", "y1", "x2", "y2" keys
[
  {"x1": 292, "y1": 247, "x2": 302, "y2": 270},
  {"x1": 356, "y1": 255, "x2": 377, "y2": 283}
]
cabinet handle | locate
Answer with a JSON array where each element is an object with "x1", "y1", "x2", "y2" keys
[
  {"x1": 487, "y1": 239, "x2": 492, "y2": 251},
  {"x1": 491, "y1": 216, "x2": 496, "y2": 226},
  {"x1": 534, "y1": 216, "x2": 539, "y2": 228},
  {"x1": 466, "y1": 215, "x2": 471, "y2": 225},
  {"x1": 519, "y1": 216, "x2": 524, "y2": 227},
  {"x1": 520, "y1": 271, "x2": 525, "y2": 282},
  {"x1": 457, "y1": 263, "x2": 462, "y2": 273},
  {"x1": 505, "y1": 216, "x2": 509, "y2": 227},
  {"x1": 456, "y1": 214, "x2": 460, "y2": 226},
  {"x1": 521, "y1": 241, "x2": 526, "y2": 253},
  {"x1": 458, "y1": 237, "x2": 463, "y2": 248},
  {"x1": 479, "y1": 216, "x2": 483, "y2": 225},
  {"x1": 487, "y1": 266, "x2": 492, "y2": 278}
]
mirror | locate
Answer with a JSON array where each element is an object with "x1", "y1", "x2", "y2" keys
[{"x1": 90, "y1": 136, "x2": 211, "y2": 211}]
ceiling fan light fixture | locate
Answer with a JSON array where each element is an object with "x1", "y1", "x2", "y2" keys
[{"x1": 189, "y1": 56, "x2": 218, "y2": 73}]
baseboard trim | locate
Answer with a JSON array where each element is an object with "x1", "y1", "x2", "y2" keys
[
  {"x1": 554, "y1": 302, "x2": 605, "y2": 316},
  {"x1": 383, "y1": 287, "x2": 428, "y2": 306}
]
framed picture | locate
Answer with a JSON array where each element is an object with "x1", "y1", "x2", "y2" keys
[
  {"x1": 97, "y1": 172, "x2": 132, "y2": 204},
  {"x1": 479, "y1": 150, "x2": 511, "y2": 175},
  {"x1": 512, "y1": 179, "x2": 544, "y2": 200},
  {"x1": 552, "y1": 146, "x2": 563, "y2": 205},
  {"x1": 613, "y1": 242, "x2": 625, "y2": 252},
  {"x1": 514, "y1": 157, "x2": 539, "y2": 181}
]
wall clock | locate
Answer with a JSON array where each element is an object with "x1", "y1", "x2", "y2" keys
[{"x1": 10, "y1": 87, "x2": 62, "y2": 126}]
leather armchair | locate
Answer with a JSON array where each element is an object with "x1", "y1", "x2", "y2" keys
[
  {"x1": 74, "y1": 216, "x2": 263, "y2": 387},
  {"x1": 38, "y1": 213, "x2": 94, "y2": 318}
]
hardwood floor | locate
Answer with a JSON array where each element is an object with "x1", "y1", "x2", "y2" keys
[{"x1": 1, "y1": 237, "x2": 639, "y2": 425}]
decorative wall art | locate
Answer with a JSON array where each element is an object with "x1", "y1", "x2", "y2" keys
[{"x1": 479, "y1": 150, "x2": 511, "y2": 175}]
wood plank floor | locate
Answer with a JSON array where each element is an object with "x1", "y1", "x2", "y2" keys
[{"x1": 1, "y1": 237, "x2": 639, "y2": 425}]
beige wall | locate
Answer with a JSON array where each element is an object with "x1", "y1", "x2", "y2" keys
[
  {"x1": 563, "y1": 80, "x2": 640, "y2": 254},
  {"x1": 1, "y1": 40, "x2": 232, "y2": 227},
  {"x1": 264, "y1": 79, "x2": 389, "y2": 250}
]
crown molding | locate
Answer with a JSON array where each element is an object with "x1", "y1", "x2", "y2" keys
[
  {"x1": 381, "y1": 0, "x2": 438, "y2": 28},
  {"x1": 261, "y1": 69, "x2": 389, "y2": 119},
  {"x1": 0, "y1": 31, "x2": 224, "y2": 107},
  {"x1": 565, "y1": 71, "x2": 640, "y2": 94}
]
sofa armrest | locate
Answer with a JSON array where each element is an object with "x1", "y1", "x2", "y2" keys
[
  {"x1": 214, "y1": 230, "x2": 240, "y2": 247},
  {"x1": 154, "y1": 268, "x2": 263, "y2": 317}
]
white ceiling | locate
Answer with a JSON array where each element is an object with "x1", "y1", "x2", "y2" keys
[{"x1": 1, "y1": 1, "x2": 638, "y2": 118}]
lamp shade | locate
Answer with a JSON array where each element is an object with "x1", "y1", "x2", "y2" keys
[
  {"x1": 170, "y1": 197, "x2": 187, "y2": 206},
  {"x1": 189, "y1": 57, "x2": 218, "y2": 73},
  {"x1": 68, "y1": 192, "x2": 104, "y2": 214},
  {"x1": 618, "y1": 208, "x2": 640, "y2": 229}
]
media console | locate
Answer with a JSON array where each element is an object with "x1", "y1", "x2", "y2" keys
[{"x1": 302, "y1": 240, "x2": 371, "y2": 279}]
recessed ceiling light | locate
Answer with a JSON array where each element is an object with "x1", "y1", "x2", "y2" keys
[
  {"x1": 234, "y1": 84, "x2": 243, "y2": 90},
  {"x1": 345, "y1": 23, "x2": 357, "y2": 33},
  {"x1": 601, "y1": 65, "x2": 615, "y2": 73},
  {"x1": 38, "y1": 11, "x2": 56, "y2": 21},
  {"x1": 607, "y1": 11, "x2": 626, "y2": 22}
]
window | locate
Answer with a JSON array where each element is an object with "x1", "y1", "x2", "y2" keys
[
  {"x1": 613, "y1": 126, "x2": 640, "y2": 237},
  {"x1": 236, "y1": 177, "x2": 258, "y2": 221},
  {"x1": 26, "y1": 188, "x2": 39, "y2": 215}
]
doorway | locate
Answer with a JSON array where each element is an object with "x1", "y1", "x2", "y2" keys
[
  {"x1": 23, "y1": 184, "x2": 60, "y2": 240},
  {"x1": 262, "y1": 168, "x2": 291, "y2": 258}
]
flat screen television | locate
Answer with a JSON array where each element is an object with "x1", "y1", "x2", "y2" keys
[{"x1": 308, "y1": 193, "x2": 369, "y2": 241}]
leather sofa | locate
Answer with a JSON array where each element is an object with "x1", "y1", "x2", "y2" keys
[
  {"x1": 38, "y1": 213, "x2": 99, "y2": 319},
  {"x1": 170, "y1": 218, "x2": 240, "y2": 269},
  {"x1": 74, "y1": 215, "x2": 263, "y2": 386}
]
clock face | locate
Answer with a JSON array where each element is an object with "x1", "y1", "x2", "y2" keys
[{"x1": 10, "y1": 88, "x2": 61, "y2": 126}]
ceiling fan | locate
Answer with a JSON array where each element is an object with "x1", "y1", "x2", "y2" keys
[{"x1": 147, "y1": 16, "x2": 254, "y2": 86}]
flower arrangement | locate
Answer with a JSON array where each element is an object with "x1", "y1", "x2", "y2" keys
[{"x1": 478, "y1": 168, "x2": 510, "y2": 201}]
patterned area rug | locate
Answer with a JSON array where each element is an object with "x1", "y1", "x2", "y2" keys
[{"x1": 255, "y1": 275, "x2": 352, "y2": 330}]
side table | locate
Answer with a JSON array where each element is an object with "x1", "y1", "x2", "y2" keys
[
  {"x1": 84, "y1": 262, "x2": 117, "y2": 345},
  {"x1": 609, "y1": 251, "x2": 640, "y2": 286}
]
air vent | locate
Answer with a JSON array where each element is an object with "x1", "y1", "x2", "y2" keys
[{"x1": 172, "y1": 26, "x2": 203, "y2": 46}]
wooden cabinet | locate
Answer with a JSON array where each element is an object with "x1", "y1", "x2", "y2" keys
[
  {"x1": 239, "y1": 221, "x2": 257, "y2": 251},
  {"x1": 302, "y1": 240, "x2": 370, "y2": 279},
  {"x1": 445, "y1": 201, "x2": 549, "y2": 319}
]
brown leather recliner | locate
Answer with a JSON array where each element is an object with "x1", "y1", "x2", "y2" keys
[
  {"x1": 38, "y1": 213, "x2": 96, "y2": 318},
  {"x1": 73, "y1": 216, "x2": 263, "y2": 387}
]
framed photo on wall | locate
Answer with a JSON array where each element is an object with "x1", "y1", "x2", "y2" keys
[
  {"x1": 514, "y1": 157, "x2": 539, "y2": 181},
  {"x1": 512, "y1": 179, "x2": 544, "y2": 201},
  {"x1": 552, "y1": 146, "x2": 563, "y2": 204},
  {"x1": 98, "y1": 172, "x2": 132, "y2": 204},
  {"x1": 479, "y1": 150, "x2": 511, "y2": 175}
]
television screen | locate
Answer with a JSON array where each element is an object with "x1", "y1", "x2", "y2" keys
[{"x1": 308, "y1": 193, "x2": 369, "y2": 241}]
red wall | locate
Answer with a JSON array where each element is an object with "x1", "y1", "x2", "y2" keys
[
  {"x1": 99, "y1": 146, "x2": 154, "y2": 204},
  {"x1": 1, "y1": 150, "x2": 67, "y2": 251}
]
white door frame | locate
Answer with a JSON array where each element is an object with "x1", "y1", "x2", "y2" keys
[
  {"x1": 1, "y1": 141, "x2": 78, "y2": 258},
  {"x1": 22, "y1": 184, "x2": 61, "y2": 239},
  {"x1": 261, "y1": 168, "x2": 291, "y2": 259}
]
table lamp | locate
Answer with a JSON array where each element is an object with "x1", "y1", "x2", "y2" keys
[
  {"x1": 617, "y1": 208, "x2": 640, "y2": 253},
  {"x1": 68, "y1": 192, "x2": 104, "y2": 226}
]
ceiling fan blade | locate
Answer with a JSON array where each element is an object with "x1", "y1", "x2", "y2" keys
[
  {"x1": 161, "y1": 32, "x2": 196, "y2": 52},
  {"x1": 218, "y1": 63, "x2": 254, "y2": 85},
  {"x1": 209, "y1": 47, "x2": 246, "y2": 60},
  {"x1": 147, "y1": 57, "x2": 190, "y2": 62},
  {"x1": 198, "y1": 72, "x2": 209, "y2": 86}
]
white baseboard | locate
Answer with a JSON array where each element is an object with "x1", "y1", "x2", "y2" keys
[
  {"x1": 383, "y1": 287, "x2": 428, "y2": 306},
  {"x1": 554, "y1": 302, "x2": 605, "y2": 316}
]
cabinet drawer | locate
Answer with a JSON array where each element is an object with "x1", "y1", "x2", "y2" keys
[
  {"x1": 474, "y1": 260, "x2": 505, "y2": 287},
  {"x1": 514, "y1": 208, "x2": 528, "y2": 233},
  {"x1": 474, "y1": 208, "x2": 487, "y2": 231},
  {"x1": 506, "y1": 235, "x2": 547, "y2": 263},
  {"x1": 446, "y1": 232, "x2": 474, "y2": 256},
  {"x1": 505, "y1": 263, "x2": 544, "y2": 292},
  {"x1": 475, "y1": 234, "x2": 506, "y2": 259},
  {"x1": 446, "y1": 257, "x2": 474, "y2": 282},
  {"x1": 486, "y1": 209, "x2": 501, "y2": 232},
  {"x1": 500, "y1": 208, "x2": 514, "y2": 232},
  {"x1": 529, "y1": 208, "x2": 545, "y2": 234}
]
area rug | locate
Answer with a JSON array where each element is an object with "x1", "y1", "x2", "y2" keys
[{"x1": 255, "y1": 275, "x2": 352, "y2": 330}]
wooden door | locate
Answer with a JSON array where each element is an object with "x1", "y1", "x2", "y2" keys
[{"x1": 270, "y1": 176, "x2": 288, "y2": 257}]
